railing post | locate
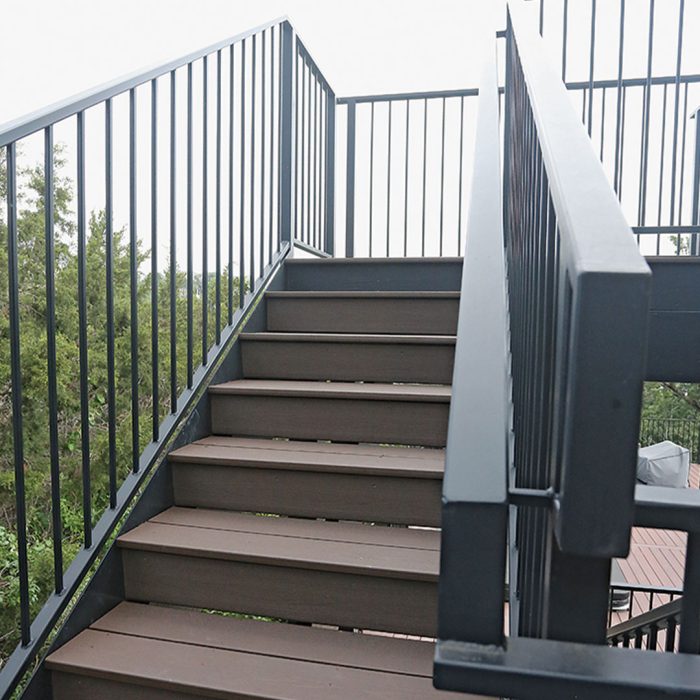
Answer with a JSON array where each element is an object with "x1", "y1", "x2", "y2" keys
[
  {"x1": 345, "y1": 99, "x2": 356, "y2": 257},
  {"x1": 279, "y1": 21, "x2": 294, "y2": 248},
  {"x1": 325, "y1": 88, "x2": 336, "y2": 256}
]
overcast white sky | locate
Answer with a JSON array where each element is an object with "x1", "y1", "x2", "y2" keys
[
  {"x1": 1, "y1": 0, "x2": 698, "y2": 261},
  {"x1": 0, "y1": 0, "x2": 501, "y2": 125}
]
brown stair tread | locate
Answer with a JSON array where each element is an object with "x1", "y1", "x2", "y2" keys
[
  {"x1": 169, "y1": 435, "x2": 444, "y2": 478},
  {"x1": 118, "y1": 508, "x2": 439, "y2": 581},
  {"x1": 209, "y1": 379, "x2": 451, "y2": 402},
  {"x1": 240, "y1": 331, "x2": 456, "y2": 344},
  {"x1": 47, "y1": 603, "x2": 478, "y2": 699}
]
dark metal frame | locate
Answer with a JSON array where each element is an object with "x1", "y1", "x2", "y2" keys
[{"x1": 0, "y1": 16, "x2": 298, "y2": 697}]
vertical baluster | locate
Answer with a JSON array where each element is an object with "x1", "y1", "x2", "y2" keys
[
  {"x1": 239, "y1": 39, "x2": 247, "y2": 307},
  {"x1": 269, "y1": 27, "x2": 275, "y2": 259},
  {"x1": 421, "y1": 98, "x2": 428, "y2": 256},
  {"x1": 6, "y1": 142, "x2": 30, "y2": 645},
  {"x1": 306, "y1": 66, "x2": 312, "y2": 246},
  {"x1": 403, "y1": 100, "x2": 410, "y2": 256},
  {"x1": 151, "y1": 79, "x2": 159, "y2": 440},
  {"x1": 316, "y1": 79, "x2": 322, "y2": 250},
  {"x1": 599, "y1": 87, "x2": 606, "y2": 161},
  {"x1": 187, "y1": 65, "x2": 194, "y2": 386},
  {"x1": 587, "y1": 0, "x2": 596, "y2": 136},
  {"x1": 77, "y1": 111, "x2": 92, "y2": 539},
  {"x1": 678, "y1": 84, "x2": 689, "y2": 226},
  {"x1": 457, "y1": 96, "x2": 465, "y2": 254},
  {"x1": 561, "y1": 0, "x2": 568, "y2": 82},
  {"x1": 619, "y1": 86, "x2": 627, "y2": 201},
  {"x1": 325, "y1": 85, "x2": 336, "y2": 256},
  {"x1": 613, "y1": 0, "x2": 625, "y2": 195},
  {"x1": 45, "y1": 127, "x2": 64, "y2": 589},
  {"x1": 250, "y1": 35, "x2": 257, "y2": 289},
  {"x1": 666, "y1": 617, "x2": 677, "y2": 652},
  {"x1": 639, "y1": 0, "x2": 655, "y2": 226},
  {"x1": 129, "y1": 89, "x2": 140, "y2": 470},
  {"x1": 294, "y1": 48, "x2": 300, "y2": 242},
  {"x1": 228, "y1": 45, "x2": 235, "y2": 323},
  {"x1": 649, "y1": 623, "x2": 658, "y2": 651},
  {"x1": 260, "y1": 31, "x2": 266, "y2": 277},
  {"x1": 656, "y1": 84, "x2": 668, "y2": 254},
  {"x1": 345, "y1": 100, "x2": 356, "y2": 256},
  {"x1": 669, "y1": 0, "x2": 685, "y2": 226},
  {"x1": 386, "y1": 101, "x2": 392, "y2": 257},
  {"x1": 439, "y1": 97, "x2": 446, "y2": 256},
  {"x1": 105, "y1": 105, "x2": 117, "y2": 495},
  {"x1": 300, "y1": 58, "x2": 306, "y2": 244},
  {"x1": 369, "y1": 101, "x2": 375, "y2": 256},
  {"x1": 170, "y1": 71, "x2": 178, "y2": 410},
  {"x1": 202, "y1": 56, "x2": 209, "y2": 364},
  {"x1": 216, "y1": 50, "x2": 222, "y2": 344}
]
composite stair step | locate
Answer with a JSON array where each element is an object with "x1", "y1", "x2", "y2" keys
[
  {"x1": 284, "y1": 256, "x2": 464, "y2": 291},
  {"x1": 170, "y1": 436, "x2": 444, "y2": 526},
  {"x1": 209, "y1": 379, "x2": 452, "y2": 447},
  {"x1": 240, "y1": 332, "x2": 456, "y2": 383},
  {"x1": 266, "y1": 290, "x2": 459, "y2": 334},
  {"x1": 117, "y1": 507, "x2": 440, "y2": 636},
  {"x1": 47, "y1": 602, "x2": 482, "y2": 699}
]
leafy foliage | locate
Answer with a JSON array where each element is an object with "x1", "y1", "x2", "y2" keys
[{"x1": 0, "y1": 148, "x2": 243, "y2": 663}]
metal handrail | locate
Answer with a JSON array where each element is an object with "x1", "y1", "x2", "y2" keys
[
  {"x1": 0, "y1": 14, "x2": 333, "y2": 696},
  {"x1": 608, "y1": 597, "x2": 682, "y2": 642},
  {"x1": 0, "y1": 16, "x2": 285, "y2": 148},
  {"x1": 437, "y1": 34, "x2": 508, "y2": 648}
]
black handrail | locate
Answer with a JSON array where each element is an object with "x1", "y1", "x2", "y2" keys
[{"x1": 608, "y1": 597, "x2": 682, "y2": 649}]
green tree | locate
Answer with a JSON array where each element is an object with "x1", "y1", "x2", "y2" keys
[{"x1": 0, "y1": 147, "x2": 243, "y2": 662}]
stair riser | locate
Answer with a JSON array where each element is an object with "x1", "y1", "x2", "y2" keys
[
  {"x1": 172, "y1": 464, "x2": 442, "y2": 526},
  {"x1": 284, "y1": 259, "x2": 463, "y2": 291},
  {"x1": 121, "y1": 550, "x2": 438, "y2": 637},
  {"x1": 52, "y1": 674, "x2": 198, "y2": 700},
  {"x1": 210, "y1": 394, "x2": 449, "y2": 447},
  {"x1": 241, "y1": 339, "x2": 455, "y2": 383},
  {"x1": 267, "y1": 297, "x2": 458, "y2": 334}
]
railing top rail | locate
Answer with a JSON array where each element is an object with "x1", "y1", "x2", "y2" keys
[
  {"x1": 607, "y1": 597, "x2": 682, "y2": 640},
  {"x1": 437, "y1": 36, "x2": 508, "y2": 648},
  {"x1": 508, "y1": 0, "x2": 649, "y2": 279},
  {"x1": 295, "y1": 37, "x2": 334, "y2": 95},
  {"x1": 337, "y1": 86, "x2": 482, "y2": 104},
  {"x1": 0, "y1": 15, "x2": 287, "y2": 148}
]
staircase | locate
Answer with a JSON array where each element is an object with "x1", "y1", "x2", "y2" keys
[{"x1": 44, "y1": 258, "x2": 479, "y2": 699}]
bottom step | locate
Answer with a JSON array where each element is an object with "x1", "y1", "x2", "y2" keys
[{"x1": 47, "y1": 603, "x2": 483, "y2": 699}]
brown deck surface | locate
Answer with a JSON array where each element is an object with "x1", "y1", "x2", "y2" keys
[
  {"x1": 209, "y1": 379, "x2": 452, "y2": 402},
  {"x1": 169, "y1": 435, "x2": 445, "y2": 478},
  {"x1": 118, "y1": 508, "x2": 440, "y2": 581},
  {"x1": 610, "y1": 464, "x2": 699, "y2": 627},
  {"x1": 47, "y1": 603, "x2": 483, "y2": 699}
]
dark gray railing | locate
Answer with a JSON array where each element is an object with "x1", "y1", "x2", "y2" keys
[
  {"x1": 436, "y1": 33, "x2": 508, "y2": 649},
  {"x1": 338, "y1": 87, "x2": 481, "y2": 258},
  {"x1": 433, "y1": 2, "x2": 700, "y2": 698},
  {"x1": 609, "y1": 597, "x2": 683, "y2": 652},
  {"x1": 0, "y1": 17, "x2": 300, "y2": 697},
  {"x1": 294, "y1": 39, "x2": 335, "y2": 255},
  {"x1": 535, "y1": 0, "x2": 700, "y2": 257},
  {"x1": 640, "y1": 417, "x2": 700, "y2": 463}
]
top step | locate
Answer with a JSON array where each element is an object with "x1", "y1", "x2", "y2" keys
[{"x1": 284, "y1": 257, "x2": 464, "y2": 292}]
